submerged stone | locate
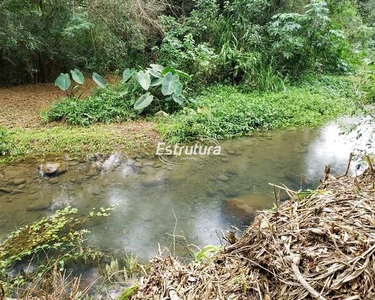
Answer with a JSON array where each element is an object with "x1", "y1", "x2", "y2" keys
[
  {"x1": 40, "y1": 161, "x2": 68, "y2": 176},
  {"x1": 224, "y1": 193, "x2": 272, "y2": 216},
  {"x1": 0, "y1": 187, "x2": 12, "y2": 193},
  {"x1": 13, "y1": 178, "x2": 26, "y2": 185},
  {"x1": 218, "y1": 175, "x2": 229, "y2": 182},
  {"x1": 87, "y1": 161, "x2": 102, "y2": 176},
  {"x1": 141, "y1": 177, "x2": 164, "y2": 187},
  {"x1": 27, "y1": 200, "x2": 51, "y2": 211},
  {"x1": 49, "y1": 178, "x2": 59, "y2": 184}
]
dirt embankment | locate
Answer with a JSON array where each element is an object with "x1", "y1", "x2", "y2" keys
[
  {"x1": 0, "y1": 81, "x2": 160, "y2": 161},
  {"x1": 129, "y1": 167, "x2": 375, "y2": 299},
  {"x1": 0, "y1": 83, "x2": 63, "y2": 128},
  {"x1": 0, "y1": 78, "x2": 119, "y2": 129}
]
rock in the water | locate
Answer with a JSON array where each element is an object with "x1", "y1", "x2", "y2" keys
[
  {"x1": 13, "y1": 178, "x2": 26, "y2": 185},
  {"x1": 68, "y1": 161, "x2": 80, "y2": 166},
  {"x1": 11, "y1": 189, "x2": 23, "y2": 195},
  {"x1": 90, "y1": 153, "x2": 105, "y2": 162},
  {"x1": 153, "y1": 162, "x2": 162, "y2": 168},
  {"x1": 144, "y1": 161, "x2": 155, "y2": 167},
  {"x1": 87, "y1": 161, "x2": 102, "y2": 176},
  {"x1": 223, "y1": 190, "x2": 240, "y2": 198},
  {"x1": 0, "y1": 187, "x2": 12, "y2": 193},
  {"x1": 40, "y1": 161, "x2": 68, "y2": 176},
  {"x1": 154, "y1": 110, "x2": 169, "y2": 118},
  {"x1": 218, "y1": 175, "x2": 229, "y2": 182},
  {"x1": 27, "y1": 201, "x2": 51, "y2": 211},
  {"x1": 226, "y1": 170, "x2": 237, "y2": 176},
  {"x1": 49, "y1": 178, "x2": 59, "y2": 184},
  {"x1": 206, "y1": 189, "x2": 217, "y2": 197},
  {"x1": 224, "y1": 194, "x2": 272, "y2": 216},
  {"x1": 141, "y1": 177, "x2": 164, "y2": 187}
]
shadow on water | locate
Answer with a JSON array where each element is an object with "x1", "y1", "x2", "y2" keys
[{"x1": 0, "y1": 119, "x2": 361, "y2": 259}]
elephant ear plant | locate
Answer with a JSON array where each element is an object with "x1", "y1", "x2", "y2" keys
[
  {"x1": 127, "y1": 64, "x2": 192, "y2": 112},
  {"x1": 55, "y1": 69, "x2": 107, "y2": 98}
]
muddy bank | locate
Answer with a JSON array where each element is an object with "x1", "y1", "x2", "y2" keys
[{"x1": 129, "y1": 167, "x2": 375, "y2": 299}]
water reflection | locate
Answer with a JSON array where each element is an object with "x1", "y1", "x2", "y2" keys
[{"x1": 0, "y1": 120, "x2": 359, "y2": 259}]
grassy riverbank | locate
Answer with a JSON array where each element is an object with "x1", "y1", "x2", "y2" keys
[
  {"x1": 0, "y1": 75, "x2": 359, "y2": 165},
  {"x1": 0, "y1": 122, "x2": 159, "y2": 165}
]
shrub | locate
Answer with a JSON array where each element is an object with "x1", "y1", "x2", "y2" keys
[
  {"x1": 268, "y1": 1, "x2": 353, "y2": 74},
  {"x1": 156, "y1": 17, "x2": 220, "y2": 84},
  {"x1": 46, "y1": 85, "x2": 137, "y2": 126}
]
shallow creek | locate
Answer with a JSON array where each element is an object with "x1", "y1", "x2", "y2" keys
[{"x1": 0, "y1": 120, "x2": 359, "y2": 260}]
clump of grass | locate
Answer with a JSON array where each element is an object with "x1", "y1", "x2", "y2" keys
[
  {"x1": 0, "y1": 126, "x2": 13, "y2": 157},
  {"x1": 158, "y1": 78, "x2": 355, "y2": 143},
  {"x1": 0, "y1": 123, "x2": 158, "y2": 165}
]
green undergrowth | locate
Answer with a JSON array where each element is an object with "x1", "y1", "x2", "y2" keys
[
  {"x1": 158, "y1": 76, "x2": 358, "y2": 143},
  {"x1": 44, "y1": 85, "x2": 138, "y2": 126}
]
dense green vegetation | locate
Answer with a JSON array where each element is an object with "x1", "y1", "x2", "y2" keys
[
  {"x1": 38, "y1": 0, "x2": 373, "y2": 128},
  {"x1": 158, "y1": 76, "x2": 356, "y2": 142},
  {"x1": 1, "y1": 0, "x2": 374, "y2": 86}
]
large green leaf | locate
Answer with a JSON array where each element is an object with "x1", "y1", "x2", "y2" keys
[
  {"x1": 70, "y1": 68, "x2": 85, "y2": 85},
  {"x1": 162, "y1": 67, "x2": 191, "y2": 80},
  {"x1": 122, "y1": 68, "x2": 135, "y2": 83},
  {"x1": 54, "y1": 73, "x2": 71, "y2": 91},
  {"x1": 135, "y1": 71, "x2": 151, "y2": 90},
  {"x1": 150, "y1": 64, "x2": 164, "y2": 72},
  {"x1": 161, "y1": 73, "x2": 180, "y2": 96},
  {"x1": 134, "y1": 93, "x2": 153, "y2": 110},
  {"x1": 92, "y1": 72, "x2": 107, "y2": 88},
  {"x1": 175, "y1": 82, "x2": 183, "y2": 95},
  {"x1": 151, "y1": 78, "x2": 163, "y2": 87},
  {"x1": 172, "y1": 93, "x2": 186, "y2": 105},
  {"x1": 147, "y1": 68, "x2": 162, "y2": 78}
]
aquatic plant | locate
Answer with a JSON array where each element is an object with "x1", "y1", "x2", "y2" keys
[{"x1": 0, "y1": 206, "x2": 113, "y2": 295}]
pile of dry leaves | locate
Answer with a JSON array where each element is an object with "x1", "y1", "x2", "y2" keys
[{"x1": 130, "y1": 167, "x2": 375, "y2": 299}]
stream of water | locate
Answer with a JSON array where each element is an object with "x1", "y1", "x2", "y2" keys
[{"x1": 0, "y1": 120, "x2": 359, "y2": 260}]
